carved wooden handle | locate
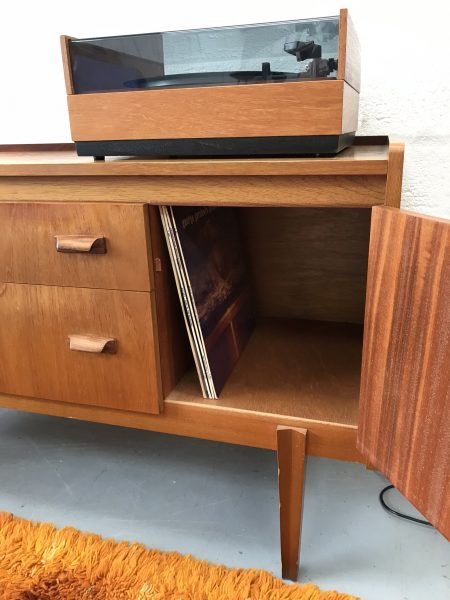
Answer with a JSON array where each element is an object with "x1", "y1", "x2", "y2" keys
[
  {"x1": 68, "y1": 334, "x2": 117, "y2": 354},
  {"x1": 55, "y1": 235, "x2": 107, "y2": 254}
]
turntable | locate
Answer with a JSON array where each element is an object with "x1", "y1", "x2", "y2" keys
[{"x1": 61, "y1": 9, "x2": 360, "y2": 157}]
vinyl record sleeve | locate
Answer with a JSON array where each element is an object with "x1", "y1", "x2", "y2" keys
[{"x1": 160, "y1": 206, "x2": 254, "y2": 398}]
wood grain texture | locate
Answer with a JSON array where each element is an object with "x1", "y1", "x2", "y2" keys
[
  {"x1": 337, "y1": 9, "x2": 348, "y2": 85},
  {"x1": 0, "y1": 284, "x2": 162, "y2": 414},
  {"x1": 0, "y1": 390, "x2": 361, "y2": 459},
  {"x1": 0, "y1": 203, "x2": 152, "y2": 291},
  {"x1": 0, "y1": 175, "x2": 387, "y2": 207},
  {"x1": 170, "y1": 319, "x2": 362, "y2": 427},
  {"x1": 277, "y1": 427, "x2": 307, "y2": 581},
  {"x1": 343, "y1": 11, "x2": 361, "y2": 92},
  {"x1": 385, "y1": 142, "x2": 405, "y2": 208},
  {"x1": 148, "y1": 206, "x2": 191, "y2": 398},
  {"x1": 0, "y1": 141, "x2": 389, "y2": 177},
  {"x1": 68, "y1": 334, "x2": 117, "y2": 354},
  {"x1": 242, "y1": 208, "x2": 371, "y2": 323},
  {"x1": 358, "y1": 207, "x2": 450, "y2": 539},
  {"x1": 60, "y1": 35, "x2": 75, "y2": 95},
  {"x1": 342, "y1": 78, "x2": 359, "y2": 132},
  {"x1": 67, "y1": 81, "x2": 347, "y2": 141},
  {"x1": 338, "y1": 9, "x2": 361, "y2": 92},
  {"x1": 55, "y1": 235, "x2": 107, "y2": 254}
]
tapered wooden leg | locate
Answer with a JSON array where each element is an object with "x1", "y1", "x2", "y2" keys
[{"x1": 277, "y1": 426, "x2": 307, "y2": 581}]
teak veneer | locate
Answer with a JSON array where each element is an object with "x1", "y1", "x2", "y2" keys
[
  {"x1": 0, "y1": 139, "x2": 389, "y2": 176},
  {"x1": 0, "y1": 284, "x2": 162, "y2": 414},
  {"x1": 359, "y1": 207, "x2": 450, "y2": 539},
  {"x1": 66, "y1": 81, "x2": 358, "y2": 142},
  {"x1": 0, "y1": 202, "x2": 153, "y2": 291},
  {"x1": 0, "y1": 136, "x2": 448, "y2": 581}
]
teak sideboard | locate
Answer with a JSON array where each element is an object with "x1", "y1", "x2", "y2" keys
[{"x1": 0, "y1": 136, "x2": 448, "y2": 580}]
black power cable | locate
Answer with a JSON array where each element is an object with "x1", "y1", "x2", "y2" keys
[{"x1": 379, "y1": 485, "x2": 432, "y2": 527}]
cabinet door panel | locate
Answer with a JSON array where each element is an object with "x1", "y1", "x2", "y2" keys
[
  {"x1": 358, "y1": 206, "x2": 449, "y2": 539},
  {"x1": 0, "y1": 283, "x2": 161, "y2": 414}
]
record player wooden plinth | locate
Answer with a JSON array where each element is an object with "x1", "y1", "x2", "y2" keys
[{"x1": 61, "y1": 9, "x2": 360, "y2": 157}]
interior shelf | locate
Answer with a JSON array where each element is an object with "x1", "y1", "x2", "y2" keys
[{"x1": 166, "y1": 318, "x2": 362, "y2": 426}]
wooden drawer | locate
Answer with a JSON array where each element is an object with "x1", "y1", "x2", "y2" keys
[
  {"x1": 0, "y1": 283, "x2": 161, "y2": 413},
  {"x1": 0, "y1": 203, "x2": 152, "y2": 291}
]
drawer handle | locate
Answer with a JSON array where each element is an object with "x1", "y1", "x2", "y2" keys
[
  {"x1": 55, "y1": 235, "x2": 107, "y2": 254},
  {"x1": 68, "y1": 334, "x2": 117, "y2": 354}
]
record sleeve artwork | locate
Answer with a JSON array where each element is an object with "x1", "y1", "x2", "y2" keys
[{"x1": 160, "y1": 206, "x2": 254, "y2": 398}]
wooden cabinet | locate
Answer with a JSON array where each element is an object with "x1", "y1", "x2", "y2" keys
[{"x1": 0, "y1": 138, "x2": 448, "y2": 581}]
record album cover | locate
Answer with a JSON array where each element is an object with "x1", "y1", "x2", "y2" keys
[{"x1": 160, "y1": 206, "x2": 254, "y2": 398}]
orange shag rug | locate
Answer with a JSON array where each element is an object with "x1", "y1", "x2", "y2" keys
[{"x1": 0, "y1": 513, "x2": 358, "y2": 599}]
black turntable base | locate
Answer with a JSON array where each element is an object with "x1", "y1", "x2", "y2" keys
[{"x1": 76, "y1": 133, "x2": 355, "y2": 159}]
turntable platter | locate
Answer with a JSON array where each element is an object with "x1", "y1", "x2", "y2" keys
[{"x1": 124, "y1": 70, "x2": 299, "y2": 89}]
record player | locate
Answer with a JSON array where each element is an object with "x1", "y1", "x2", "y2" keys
[{"x1": 61, "y1": 9, "x2": 360, "y2": 158}]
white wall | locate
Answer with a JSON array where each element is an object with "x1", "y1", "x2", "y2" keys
[{"x1": 1, "y1": 0, "x2": 449, "y2": 217}]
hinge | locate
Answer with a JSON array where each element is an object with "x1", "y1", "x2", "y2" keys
[{"x1": 154, "y1": 257, "x2": 162, "y2": 272}]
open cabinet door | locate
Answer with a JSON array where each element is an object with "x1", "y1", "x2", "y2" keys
[{"x1": 358, "y1": 206, "x2": 449, "y2": 539}]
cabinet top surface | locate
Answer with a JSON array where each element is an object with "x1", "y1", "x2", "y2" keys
[{"x1": 0, "y1": 137, "x2": 392, "y2": 177}]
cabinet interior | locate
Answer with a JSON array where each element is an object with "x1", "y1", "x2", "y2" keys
[{"x1": 162, "y1": 207, "x2": 372, "y2": 426}]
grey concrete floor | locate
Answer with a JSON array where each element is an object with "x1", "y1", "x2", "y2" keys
[{"x1": 0, "y1": 408, "x2": 448, "y2": 600}]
